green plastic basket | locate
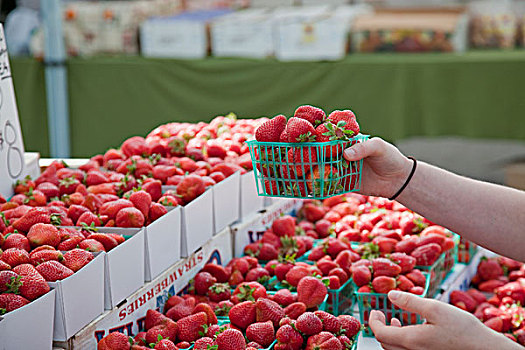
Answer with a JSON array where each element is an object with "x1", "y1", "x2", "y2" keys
[
  {"x1": 415, "y1": 253, "x2": 445, "y2": 298},
  {"x1": 457, "y1": 237, "x2": 478, "y2": 264},
  {"x1": 246, "y1": 135, "x2": 369, "y2": 200},
  {"x1": 355, "y1": 273, "x2": 430, "y2": 337},
  {"x1": 325, "y1": 277, "x2": 355, "y2": 316},
  {"x1": 443, "y1": 233, "x2": 460, "y2": 278}
]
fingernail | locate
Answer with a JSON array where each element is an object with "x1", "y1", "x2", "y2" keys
[
  {"x1": 344, "y1": 148, "x2": 356, "y2": 158},
  {"x1": 389, "y1": 290, "x2": 402, "y2": 301}
]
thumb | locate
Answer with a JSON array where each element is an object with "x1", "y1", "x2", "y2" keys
[
  {"x1": 388, "y1": 290, "x2": 441, "y2": 323},
  {"x1": 343, "y1": 137, "x2": 385, "y2": 161}
]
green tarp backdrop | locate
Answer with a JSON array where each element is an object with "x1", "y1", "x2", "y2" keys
[{"x1": 11, "y1": 51, "x2": 525, "y2": 158}]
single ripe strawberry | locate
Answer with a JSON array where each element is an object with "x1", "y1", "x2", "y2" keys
[
  {"x1": 62, "y1": 249, "x2": 94, "y2": 272},
  {"x1": 2, "y1": 233, "x2": 30, "y2": 251},
  {"x1": 0, "y1": 293, "x2": 30, "y2": 313},
  {"x1": 305, "y1": 331, "x2": 342, "y2": 350},
  {"x1": 406, "y1": 269, "x2": 427, "y2": 287},
  {"x1": 12, "y1": 207, "x2": 51, "y2": 232},
  {"x1": 116, "y1": 207, "x2": 145, "y2": 228},
  {"x1": 27, "y1": 223, "x2": 61, "y2": 248},
  {"x1": 145, "y1": 309, "x2": 170, "y2": 330},
  {"x1": 371, "y1": 276, "x2": 396, "y2": 294},
  {"x1": 215, "y1": 328, "x2": 246, "y2": 350},
  {"x1": 306, "y1": 165, "x2": 340, "y2": 196},
  {"x1": 255, "y1": 115, "x2": 287, "y2": 142},
  {"x1": 285, "y1": 265, "x2": 310, "y2": 287},
  {"x1": 208, "y1": 282, "x2": 231, "y2": 302},
  {"x1": 389, "y1": 253, "x2": 416, "y2": 274},
  {"x1": 177, "y1": 312, "x2": 208, "y2": 343},
  {"x1": 90, "y1": 233, "x2": 118, "y2": 252},
  {"x1": 272, "y1": 289, "x2": 295, "y2": 307},
  {"x1": 129, "y1": 191, "x2": 152, "y2": 220},
  {"x1": 284, "y1": 302, "x2": 307, "y2": 320},
  {"x1": 166, "y1": 297, "x2": 195, "y2": 321},
  {"x1": 0, "y1": 270, "x2": 19, "y2": 292},
  {"x1": 286, "y1": 117, "x2": 319, "y2": 143},
  {"x1": 297, "y1": 276, "x2": 327, "y2": 309},
  {"x1": 229, "y1": 301, "x2": 256, "y2": 330},
  {"x1": 327, "y1": 110, "x2": 360, "y2": 136},
  {"x1": 255, "y1": 298, "x2": 285, "y2": 328},
  {"x1": 314, "y1": 310, "x2": 342, "y2": 333},
  {"x1": 246, "y1": 321, "x2": 275, "y2": 348},
  {"x1": 294, "y1": 105, "x2": 326, "y2": 126},
  {"x1": 79, "y1": 238, "x2": 106, "y2": 252},
  {"x1": 193, "y1": 272, "x2": 217, "y2": 296},
  {"x1": 410, "y1": 243, "x2": 442, "y2": 266},
  {"x1": 12, "y1": 263, "x2": 50, "y2": 300},
  {"x1": 296, "y1": 312, "x2": 323, "y2": 336},
  {"x1": 193, "y1": 337, "x2": 215, "y2": 350},
  {"x1": 97, "y1": 331, "x2": 132, "y2": 350},
  {"x1": 145, "y1": 321, "x2": 178, "y2": 345},
  {"x1": 1, "y1": 248, "x2": 30, "y2": 267},
  {"x1": 372, "y1": 258, "x2": 402, "y2": 278},
  {"x1": 338, "y1": 315, "x2": 361, "y2": 338},
  {"x1": 29, "y1": 249, "x2": 63, "y2": 266},
  {"x1": 153, "y1": 339, "x2": 177, "y2": 350},
  {"x1": 276, "y1": 324, "x2": 303, "y2": 349},
  {"x1": 192, "y1": 303, "x2": 218, "y2": 325},
  {"x1": 201, "y1": 263, "x2": 230, "y2": 283},
  {"x1": 36, "y1": 260, "x2": 74, "y2": 282}
]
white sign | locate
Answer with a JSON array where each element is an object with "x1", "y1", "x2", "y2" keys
[{"x1": 0, "y1": 24, "x2": 25, "y2": 198}]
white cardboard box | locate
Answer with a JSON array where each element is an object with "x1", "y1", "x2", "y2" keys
[
  {"x1": 50, "y1": 253, "x2": 105, "y2": 341},
  {"x1": 250, "y1": 0, "x2": 296, "y2": 8},
  {"x1": 101, "y1": 228, "x2": 146, "y2": 309},
  {"x1": 23, "y1": 152, "x2": 40, "y2": 180},
  {"x1": 144, "y1": 206, "x2": 182, "y2": 282},
  {"x1": 0, "y1": 290, "x2": 56, "y2": 349},
  {"x1": 212, "y1": 171, "x2": 240, "y2": 234},
  {"x1": 68, "y1": 228, "x2": 233, "y2": 349},
  {"x1": 140, "y1": 10, "x2": 232, "y2": 59},
  {"x1": 239, "y1": 171, "x2": 265, "y2": 220},
  {"x1": 211, "y1": 9, "x2": 275, "y2": 58},
  {"x1": 181, "y1": 189, "x2": 214, "y2": 257}
]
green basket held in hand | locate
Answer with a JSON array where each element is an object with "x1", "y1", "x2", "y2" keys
[{"x1": 247, "y1": 135, "x2": 369, "y2": 200}]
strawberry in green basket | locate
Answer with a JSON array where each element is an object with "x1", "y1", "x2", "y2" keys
[{"x1": 306, "y1": 165, "x2": 341, "y2": 197}]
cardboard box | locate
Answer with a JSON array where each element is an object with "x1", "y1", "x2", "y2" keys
[
  {"x1": 0, "y1": 290, "x2": 56, "y2": 350},
  {"x1": 250, "y1": 0, "x2": 297, "y2": 8},
  {"x1": 140, "y1": 9, "x2": 232, "y2": 59},
  {"x1": 67, "y1": 228, "x2": 233, "y2": 349},
  {"x1": 274, "y1": 5, "x2": 369, "y2": 61},
  {"x1": 181, "y1": 189, "x2": 214, "y2": 257},
  {"x1": 212, "y1": 171, "x2": 240, "y2": 234},
  {"x1": 231, "y1": 198, "x2": 299, "y2": 257},
  {"x1": 50, "y1": 253, "x2": 105, "y2": 341},
  {"x1": 239, "y1": 171, "x2": 265, "y2": 220},
  {"x1": 144, "y1": 206, "x2": 182, "y2": 282},
  {"x1": 23, "y1": 152, "x2": 41, "y2": 180},
  {"x1": 99, "y1": 228, "x2": 145, "y2": 309},
  {"x1": 211, "y1": 9, "x2": 275, "y2": 58},
  {"x1": 505, "y1": 163, "x2": 525, "y2": 191}
]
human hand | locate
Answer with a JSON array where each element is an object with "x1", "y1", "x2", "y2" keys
[
  {"x1": 343, "y1": 138, "x2": 413, "y2": 198},
  {"x1": 369, "y1": 290, "x2": 521, "y2": 350}
]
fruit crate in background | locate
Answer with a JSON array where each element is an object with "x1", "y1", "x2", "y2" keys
[
  {"x1": 416, "y1": 253, "x2": 445, "y2": 298},
  {"x1": 457, "y1": 237, "x2": 478, "y2": 264},
  {"x1": 246, "y1": 135, "x2": 369, "y2": 200},
  {"x1": 355, "y1": 273, "x2": 430, "y2": 337},
  {"x1": 443, "y1": 233, "x2": 460, "y2": 277}
]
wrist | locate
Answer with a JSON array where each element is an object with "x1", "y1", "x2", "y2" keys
[{"x1": 388, "y1": 156, "x2": 415, "y2": 201}]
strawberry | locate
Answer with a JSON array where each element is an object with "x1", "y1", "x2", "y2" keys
[
  {"x1": 214, "y1": 300, "x2": 234, "y2": 317},
  {"x1": 35, "y1": 166, "x2": 59, "y2": 186},
  {"x1": 484, "y1": 317, "x2": 503, "y2": 332},
  {"x1": 79, "y1": 238, "x2": 106, "y2": 252},
  {"x1": 306, "y1": 165, "x2": 340, "y2": 196},
  {"x1": 24, "y1": 189, "x2": 47, "y2": 207},
  {"x1": 12, "y1": 207, "x2": 51, "y2": 232},
  {"x1": 201, "y1": 264, "x2": 230, "y2": 283},
  {"x1": 121, "y1": 136, "x2": 147, "y2": 157},
  {"x1": 284, "y1": 302, "x2": 307, "y2": 320},
  {"x1": 313, "y1": 310, "x2": 341, "y2": 333},
  {"x1": 296, "y1": 312, "x2": 323, "y2": 336},
  {"x1": 62, "y1": 249, "x2": 94, "y2": 272},
  {"x1": 163, "y1": 295, "x2": 184, "y2": 313},
  {"x1": 210, "y1": 163, "x2": 243, "y2": 178},
  {"x1": 450, "y1": 290, "x2": 478, "y2": 312},
  {"x1": 338, "y1": 315, "x2": 361, "y2": 338},
  {"x1": 59, "y1": 177, "x2": 81, "y2": 196},
  {"x1": 389, "y1": 252, "x2": 416, "y2": 274},
  {"x1": 397, "y1": 275, "x2": 415, "y2": 292},
  {"x1": 410, "y1": 286, "x2": 425, "y2": 295},
  {"x1": 2, "y1": 233, "x2": 30, "y2": 251},
  {"x1": 193, "y1": 337, "x2": 215, "y2": 350},
  {"x1": 14, "y1": 176, "x2": 36, "y2": 194},
  {"x1": 372, "y1": 236, "x2": 398, "y2": 254},
  {"x1": 67, "y1": 205, "x2": 90, "y2": 224},
  {"x1": 372, "y1": 258, "x2": 402, "y2": 277},
  {"x1": 285, "y1": 265, "x2": 311, "y2": 287},
  {"x1": 177, "y1": 312, "x2": 208, "y2": 343},
  {"x1": 328, "y1": 267, "x2": 348, "y2": 284},
  {"x1": 99, "y1": 199, "x2": 134, "y2": 220},
  {"x1": 272, "y1": 215, "x2": 296, "y2": 237},
  {"x1": 275, "y1": 324, "x2": 303, "y2": 349},
  {"x1": 410, "y1": 243, "x2": 442, "y2": 266},
  {"x1": 294, "y1": 105, "x2": 326, "y2": 127},
  {"x1": 305, "y1": 331, "x2": 342, "y2": 350},
  {"x1": 129, "y1": 191, "x2": 152, "y2": 220},
  {"x1": 12, "y1": 264, "x2": 50, "y2": 300},
  {"x1": 153, "y1": 339, "x2": 177, "y2": 350},
  {"x1": 246, "y1": 321, "x2": 275, "y2": 347},
  {"x1": 146, "y1": 309, "x2": 170, "y2": 330},
  {"x1": 1, "y1": 248, "x2": 30, "y2": 267},
  {"x1": 372, "y1": 276, "x2": 396, "y2": 293},
  {"x1": 215, "y1": 328, "x2": 246, "y2": 350},
  {"x1": 87, "y1": 183, "x2": 117, "y2": 196},
  {"x1": 246, "y1": 267, "x2": 270, "y2": 284},
  {"x1": 478, "y1": 279, "x2": 506, "y2": 292},
  {"x1": 297, "y1": 276, "x2": 327, "y2": 309},
  {"x1": 405, "y1": 269, "x2": 427, "y2": 287},
  {"x1": 208, "y1": 282, "x2": 231, "y2": 302},
  {"x1": 0, "y1": 293, "x2": 30, "y2": 313},
  {"x1": 272, "y1": 288, "x2": 295, "y2": 307},
  {"x1": 149, "y1": 203, "x2": 168, "y2": 223},
  {"x1": 317, "y1": 256, "x2": 338, "y2": 276},
  {"x1": 30, "y1": 249, "x2": 63, "y2": 265},
  {"x1": 27, "y1": 223, "x2": 61, "y2": 248},
  {"x1": 116, "y1": 207, "x2": 145, "y2": 228},
  {"x1": 466, "y1": 288, "x2": 487, "y2": 304},
  {"x1": 286, "y1": 117, "x2": 319, "y2": 142},
  {"x1": 85, "y1": 170, "x2": 108, "y2": 187},
  {"x1": 0, "y1": 270, "x2": 18, "y2": 292},
  {"x1": 193, "y1": 272, "x2": 217, "y2": 296},
  {"x1": 166, "y1": 298, "x2": 195, "y2": 321},
  {"x1": 36, "y1": 260, "x2": 74, "y2": 281},
  {"x1": 477, "y1": 258, "x2": 504, "y2": 281},
  {"x1": 256, "y1": 298, "x2": 285, "y2": 327},
  {"x1": 192, "y1": 303, "x2": 218, "y2": 325},
  {"x1": 90, "y1": 233, "x2": 119, "y2": 251},
  {"x1": 255, "y1": 115, "x2": 287, "y2": 142},
  {"x1": 229, "y1": 301, "x2": 256, "y2": 330},
  {"x1": 327, "y1": 110, "x2": 360, "y2": 136},
  {"x1": 145, "y1": 321, "x2": 178, "y2": 346},
  {"x1": 176, "y1": 175, "x2": 206, "y2": 205}
]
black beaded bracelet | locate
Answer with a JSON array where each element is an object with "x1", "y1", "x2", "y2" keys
[{"x1": 389, "y1": 156, "x2": 417, "y2": 201}]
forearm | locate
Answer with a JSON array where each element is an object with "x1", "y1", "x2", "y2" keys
[{"x1": 397, "y1": 161, "x2": 525, "y2": 262}]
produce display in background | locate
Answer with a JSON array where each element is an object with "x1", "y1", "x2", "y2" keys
[
  {"x1": 249, "y1": 106, "x2": 367, "y2": 199},
  {"x1": 448, "y1": 256, "x2": 525, "y2": 346},
  {"x1": 469, "y1": 0, "x2": 518, "y2": 49}
]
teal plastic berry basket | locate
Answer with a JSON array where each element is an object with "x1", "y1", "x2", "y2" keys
[
  {"x1": 246, "y1": 135, "x2": 369, "y2": 200},
  {"x1": 443, "y1": 232, "x2": 460, "y2": 278},
  {"x1": 355, "y1": 273, "x2": 430, "y2": 337},
  {"x1": 326, "y1": 277, "x2": 355, "y2": 316},
  {"x1": 457, "y1": 237, "x2": 478, "y2": 264},
  {"x1": 415, "y1": 253, "x2": 445, "y2": 298}
]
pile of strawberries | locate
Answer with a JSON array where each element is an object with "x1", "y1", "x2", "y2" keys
[
  {"x1": 252, "y1": 106, "x2": 362, "y2": 197},
  {"x1": 449, "y1": 256, "x2": 525, "y2": 345}
]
